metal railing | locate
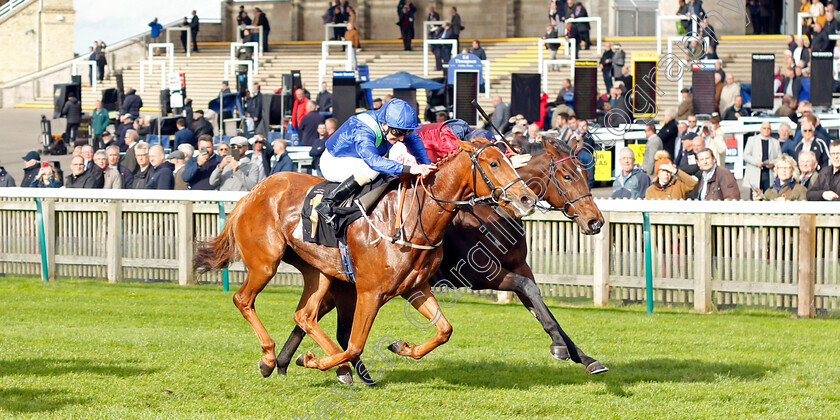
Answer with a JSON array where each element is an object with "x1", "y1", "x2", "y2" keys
[{"x1": 0, "y1": 189, "x2": 838, "y2": 317}]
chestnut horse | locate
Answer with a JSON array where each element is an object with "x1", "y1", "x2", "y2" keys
[
  {"x1": 274, "y1": 136, "x2": 608, "y2": 384},
  {"x1": 194, "y1": 139, "x2": 536, "y2": 382}
]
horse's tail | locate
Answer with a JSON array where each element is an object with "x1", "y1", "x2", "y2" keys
[{"x1": 194, "y1": 207, "x2": 239, "y2": 273}]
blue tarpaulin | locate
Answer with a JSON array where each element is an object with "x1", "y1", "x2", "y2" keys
[{"x1": 208, "y1": 93, "x2": 244, "y2": 116}]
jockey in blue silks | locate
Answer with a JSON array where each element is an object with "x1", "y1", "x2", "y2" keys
[{"x1": 316, "y1": 98, "x2": 436, "y2": 225}]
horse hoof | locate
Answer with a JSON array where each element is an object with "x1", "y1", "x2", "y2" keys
[
  {"x1": 550, "y1": 345, "x2": 571, "y2": 361},
  {"x1": 387, "y1": 340, "x2": 408, "y2": 356},
  {"x1": 586, "y1": 361, "x2": 609, "y2": 375},
  {"x1": 295, "y1": 353, "x2": 306, "y2": 367},
  {"x1": 336, "y1": 365, "x2": 354, "y2": 386},
  {"x1": 258, "y1": 359, "x2": 275, "y2": 378},
  {"x1": 277, "y1": 365, "x2": 288, "y2": 376}
]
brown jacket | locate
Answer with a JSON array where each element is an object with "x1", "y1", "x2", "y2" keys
[
  {"x1": 645, "y1": 169, "x2": 698, "y2": 200},
  {"x1": 759, "y1": 182, "x2": 808, "y2": 201},
  {"x1": 689, "y1": 165, "x2": 741, "y2": 200}
]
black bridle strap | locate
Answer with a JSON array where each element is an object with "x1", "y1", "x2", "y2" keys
[{"x1": 543, "y1": 155, "x2": 593, "y2": 219}]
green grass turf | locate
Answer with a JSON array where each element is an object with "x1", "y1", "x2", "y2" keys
[{"x1": 1, "y1": 277, "x2": 839, "y2": 419}]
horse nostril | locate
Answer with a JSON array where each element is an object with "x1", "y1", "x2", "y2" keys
[
  {"x1": 588, "y1": 219, "x2": 603, "y2": 232},
  {"x1": 521, "y1": 195, "x2": 535, "y2": 207}
]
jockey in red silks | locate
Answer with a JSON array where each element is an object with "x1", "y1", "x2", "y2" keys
[{"x1": 315, "y1": 98, "x2": 436, "y2": 225}]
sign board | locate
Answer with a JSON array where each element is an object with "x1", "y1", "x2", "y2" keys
[
  {"x1": 448, "y1": 53, "x2": 483, "y2": 85},
  {"x1": 627, "y1": 144, "x2": 646, "y2": 165},
  {"x1": 594, "y1": 150, "x2": 612, "y2": 182}
]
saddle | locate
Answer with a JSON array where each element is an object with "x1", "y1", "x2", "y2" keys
[{"x1": 301, "y1": 176, "x2": 398, "y2": 248}]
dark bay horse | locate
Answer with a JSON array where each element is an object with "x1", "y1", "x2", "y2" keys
[
  {"x1": 275, "y1": 136, "x2": 608, "y2": 383},
  {"x1": 194, "y1": 139, "x2": 536, "y2": 382}
]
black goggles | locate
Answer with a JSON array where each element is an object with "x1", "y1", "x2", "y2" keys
[{"x1": 388, "y1": 127, "x2": 413, "y2": 137}]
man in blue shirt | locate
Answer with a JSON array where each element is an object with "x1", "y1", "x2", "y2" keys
[{"x1": 173, "y1": 118, "x2": 195, "y2": 148}]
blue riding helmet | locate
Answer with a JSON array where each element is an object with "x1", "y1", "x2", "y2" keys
[{"x1": 377, "y1": 98, "x2": 422, "y2": 130}]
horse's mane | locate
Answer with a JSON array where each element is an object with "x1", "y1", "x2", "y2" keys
[
  {"x1": 540, "y1": 133, "x2": 574, "y2": 156},
  {"x1": 432, "y1": 137, "x2": 492, "y2": 166}
]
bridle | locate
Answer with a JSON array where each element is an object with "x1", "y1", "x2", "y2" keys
[
  {"x1": 539, "y1": 155, "x2": 593, "y2": 219},
  {"x1": 423, "y1": 141, "x2": 525, "y2": 209}
]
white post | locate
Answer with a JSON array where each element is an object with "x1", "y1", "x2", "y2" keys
[
  {"x1": 166, "y1": 27, "x2": 192, "y2": 58},
  {"x1": 223, "y1": 60, "x2": 254, "y2": 93},
  {"x1": 237, "y1": 25, "x2": 263, "y2": 56},
  {"x1": 566, "y1": 17, "x2": 602, "y2": 55},
  {"x1": 423, "y1": 39, "x2": 458, "y2": 76},
  {"x1": 324, "y1": 23, "x2": 348, "y2": 41},
  {"x1": 657, "y1": 15, "x2": 691, "y2": 56},
  {"x1": 148, "y1": 43, "x2": 175, "y2": 75}
]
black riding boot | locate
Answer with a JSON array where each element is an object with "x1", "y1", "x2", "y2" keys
[{"x1": 315, "y1": 176, "x2": 362, "y2": 227}]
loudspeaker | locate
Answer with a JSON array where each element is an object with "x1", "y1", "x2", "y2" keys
[
  {"x1": 158, "y1": 116, "x2": 181, "y2": 136},
  {"x1": 751, "y1": 53, "x2": 775, "y2": 109},
  {"x1": 573, "y1": 61, "x2": 598, "y2": 120},
  {"x1": 114, "y1": 72, "x2": 125, "y2": 109},
  {"x1": 811, "y1": 51, "x2": 834, "y2": 107},
  {"x1": 269, "y1": 94, "x2": 285, "y2": 125},
  {"x1": 510, "y1": 73, "x2": 541, "y2": 124},
  {"x1": 333, "y1": 74, "x2": 357, "y2": 125},
  {"x1": 453, "y1": 71, "x2": 479, "y2": 125},
  {"x1": 691, "y1": 69, "x2": 716, "y2": 114},
  {"x1": 53, "y1": 83, "x2": 81, "y2": 119},
  {"x1": 632, "y1": 61, "x2": 656, "y2": 115},
  {"x1": 291, "y1": 70, "x2": 302, "y2": 90},
  {"x1": 71, "y1": 75, "x2": 82, "y2": 85},
  {"x1": 101, "y1": 88, "x2": 120, "y2": 112},
  {"x1": 160, "y1": 89, "x2": 172, "y2": 116}
]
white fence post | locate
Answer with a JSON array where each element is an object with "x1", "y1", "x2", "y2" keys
[
  {"x1": 107, "y1": 200, "x2": 122, "y2": 283},
  {"x1": 593, "y1": 212, "x2": 611, "y2": 307},
  {"x1": 177, "y1": 201, "x2": 194, "y2": 286},
  {"x1": 693, "y1": 213, "x2": 712, "y2": 313}
]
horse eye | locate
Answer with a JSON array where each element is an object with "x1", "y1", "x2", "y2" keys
[
  {"x1": 489, "y1": 161, "x2": 499, "y2": 168},
  {"x1": 563, "y1": 175, "x2": 572, "y2": 181}
]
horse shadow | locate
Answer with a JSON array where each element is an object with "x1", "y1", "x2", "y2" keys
[
  {"x1": 0, "y1": 357, "x2": 157, "y2": 379},
  {"x1": 0, "y1": 387, "x2": 89, "y2": 414},
  {"x1": 380, "y1": 358, "x2": 773, "y2": 397}
]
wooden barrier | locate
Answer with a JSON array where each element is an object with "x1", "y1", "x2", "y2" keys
[{"x1": 0, "y1": 189, "x2": 838, "y2": 317}]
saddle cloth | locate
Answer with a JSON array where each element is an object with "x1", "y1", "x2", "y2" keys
[{"x1": 301, "y1": 176, "x2": 398, "y2": 248}]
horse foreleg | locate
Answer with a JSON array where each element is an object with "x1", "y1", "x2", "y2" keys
[
  {"x1": 276, "y1": 296, "x2": 336, "y2": 376},
  {"x1": 388, "y1": 282, "x2": 453, "y2": 360},
  {"x1": 331, "y1": 282, "x2": 375, "y2": 386},
  {"x1": 293, "y1": 271, "x2": 350, "y2": 373},
  {"x1": 301, "y1": 289, "x2": 383, "y2": 371},
  {"x1": 499, "y1": 264, "x2": 608, "y2": 374}
]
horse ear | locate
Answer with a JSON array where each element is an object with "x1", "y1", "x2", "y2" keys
[
  {"x1": 567, "y1": 136, "x2": 583, "y2": 154},
  {"x1": 458, "y1": 139, "x2": 475, "y2": 152}
]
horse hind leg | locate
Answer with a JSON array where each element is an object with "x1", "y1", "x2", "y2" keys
[
  {"x1": 233, "y1": 252, "x2": 284, "y2": 378},
  {"x1": 293, "y1": 270, "x2": 353, "y2": 374}
]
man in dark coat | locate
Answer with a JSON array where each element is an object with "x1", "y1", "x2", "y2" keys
[
  {"x1": 62, "y1": 94, "x2": 82, "y2": 145},
  {"x1": 173, "y1": 118, "x2": 195, "y2": 148},
  {"x1": 21, "y1": 151, "x2": 41, "y2": 188},
  {"x1": 298, "y1": 101, "x2": 325, "y2": 146},
  {"x1": 811, "y1": 23, "x2": 831, "y2": 53},
  {"x1": 246, "y1": 84, "x2": 263, "y2": 134},
  {"x1": 121, "y1": 89, "x2": 143, "y2": 119},
  {"x1": 146, "y1": 145, "x2": 175, "y2": 189},
  {"x1": 65, "y1": 156, "x2": 98, "y2": 188},
  {"x1": 254, "y1": 7, "x2": 271, "y2": 52},
  {"x1": 564, "y1": 22, "x2": 580, "y2": 57},
  {"x1": 572, "y1": 2, "x2": 591, "y2": 50},
  {"x1": 190, "y1": 10, "x2": 200, "y2": 52},
  {"x1": 688, "y1": 148, "x2": 740, "y2": 200},
  {"x1": 270, "y1": 139, "x2": 294, "y2": 174},
  {"x1": 190, "y1": 110, "x2": 213, "y2": 143},
  {"x1": 182, "y1": 137, "x2": 222, "y2": 190},
  {"x1": 450, "y1": 6, "x2": 463, "y2": 50},
  {"x1": 658, "y1": 110, "x2": 679, "y2": 160}
]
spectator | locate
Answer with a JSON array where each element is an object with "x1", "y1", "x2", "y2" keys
[
  {"x1": 675, "y1": 131, "x2": 701, "y2": 178},
  {"x1": 752, "y1": 154, "x2": 807, "y2": 201},
  {"x1": 131, "y1": 142, "x2": 153, "y2": 189},
  {"x1": 799, "y1": 150, "x2": 820, "y2": 188},
  {"x1": 167, "y1": 150, "x2": 187, "y2": 190},
  {"x1": 812, "y1": 22, "x2": 831, "y2": 52},
  {"x1": 599, "y1": 42, "x2": 613, "y2": 91},
  {"x1": 299, "y1": 101, "x2": 325, "y2": 146},
  {"x1": 794, "y1": 119, "x2": 830, "y2": 170},
  {"x1": 645, "y1": 151, "x2": 698, "y2": 200},
  {"x1": 191, "y1": 110, "x2": 213, "y2": 143},
  {"x1": 182, "y1": 136, "x2": 222, "y2": 190},
  {"x1": 427, "y1": 4, "x2": 440, "y2": 21},
  {"x1": 117, "y1": 114, "x2": 134, "y2": 146},
  {"x1": 30, "y1": 162, "x2": 62, "y2": 188},
  {"x1": 491, "y1": 95, "x2": 510, "y2": 133},
  {"x1": 246, "y1": 83, "x2": 263, "y2": 135},
  {"x1": 237, "y1": 6, "x2": 252, "y2": 39},
  {"x1": 316, "y1": 82, "x2": 333, "y2": 112},
  {"x1": 701, "y1": 18, "x2": 719, "y2": 52},
  {"x1": 714, "y1": 72, "x2": 724, "y2": 111},
  {"x1": 825, "y1": 8, "x2": 839, "y2": 50},
  {"x1": 310, "y1": 123, "x2": 329, "y2": 176},
  {"x1": 398, "y1": 2, "x2": 416, "y2": 51},
  {"x1": 270, "y1": 138, "x2": 294, "y2": 175},
  {"x1": 676, "y1": 88, "x2": 693, "y2": 120},
  {"x1": 563, "y1": 22, "x2": 579, "y2": 56},
  {"x1": 470, "y1": 40, "x2": 486, "y2": 60},
  {"x1": 92, "y1": 150, "x2": 120, "y2": 189},
  {"x1": 332, "y1": 2, "x2": 348, "y2": 40},
  {"x1": 743, "y1": 122, "x2": 781, "y2": 192},
  {"x1": 62, "y1": 93, "x2": 82, "y2": 145},
  {"x1": 254, "y1": 7, "x2": 271, "y2": 52},
  {"x1": 21, "y1": 151, "x2": 41, "y2": 187},
  {"x1": 344, "y1": 22, "x2": 360, "y2": 51},
  {"x1": 641, "y1": 123, "x2": 663, "y2": 175},
  {"x1": 686, "y1": 115, "x2": 700, "y2": 135},
  {"x1": 100, "y1": 131, "x2": 116, "y2": 149},
  {"x1": 189, "y1": 10, "x2": 200, "y2": 52},
  {"x1": 106, "y1": 145, "x2": 133, "y2": 188},
  {"x1": 80, "y1": 145, "x2": 102, "y2": 184},
  {"x1": 775, "y1": 94, "x2": 796, "y2": 116},
  {"x1": 689, "y1": 148, "x2": 741, "y2": 200},
  {"x1": 121, "y1": 89, "x2": 143, "y2": 120},
  {"x1": 149, "y1": 18, "x2": 163, "y2": 44},
  {"x1": 210, "y1": 136, "x2": 260, "y2": 191},
  {"x1": 722, "y1": 96, "x2": 751, "y2": 120},
  {"x1": 777, "y1": 123, "x2": 797, "y2": 157},
  {"x1": 169, "y1": 118, "x2": 192, "y2": 149},
  {"x1": 617, "y1": 66, "x2": 633, "y2": 91},
  {"x1": 91, "y1": 101, "x2": 110, "y2": 149},
  {"x1": 65, "y1": 156, "x2": 98, "y2": 188},
  {"x1": 555, "y1": 78, "x2": 573, "y2": 104},
  {"x1": 179, "y1": 17, "x2": 190, "y2": 53},
  {"x1": 248, "y1": 135, "x2": 270, "y2": 181},
  {"x1": 807, "y1": 140, "x2": 840, "y2": 200},
  {"x1": 435, "y1": 111, "x2": 448, "y2": 123},
  {"x1": 658, "y1": 109, "x2": 679, "y2": 161},
  {"x1": 612, "y1": 147, "x2": 650, "y2": 199},
  {"x1": 291, "y1": 88, "x2": 310, "y2": 130},
  {"x1": 793, "y1": 37, "x2": 810, "y2": 67},
  {"x1": 217, "y1": 142, "x2": 230, "y2": 157},
  {"x1": 703, "y1": 118, "x2": 727, "y2": 166},
  {"x1": 611, "y1": 43, "x2": 625, "y2": 81},
  {"x1": 450, "y1": 6, "x2": 463, "y2": 49},
  {"x1": 146, "y1": 145, "x2": 175, "y2": 190},
  {"x1": 0, "y1": 160, "x2": 15, "y2": 187},
  {"x1": 220, "y1": 81, "x2": 231, "y2": 96},
  {"x1": 122, "y1": 129, "x2": 140, "y2": 173},
  {"x1": 94, "y1": 40, "x2": 106, "y2": 82},
  {"x1": 571, "y1": 2, "x2": 591, "y2": 50},
  {"x1": 719, "y1": 75, "x2": 741, "y2": 115}
]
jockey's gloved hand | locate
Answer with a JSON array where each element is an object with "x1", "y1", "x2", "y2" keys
[{"x1": 408, "y1": 164, "x2": 437, "y2": 178}]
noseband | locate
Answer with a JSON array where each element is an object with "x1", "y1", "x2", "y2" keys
[{"x1": 542, "y1": 155, "x2": 593, "y2": 219}]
